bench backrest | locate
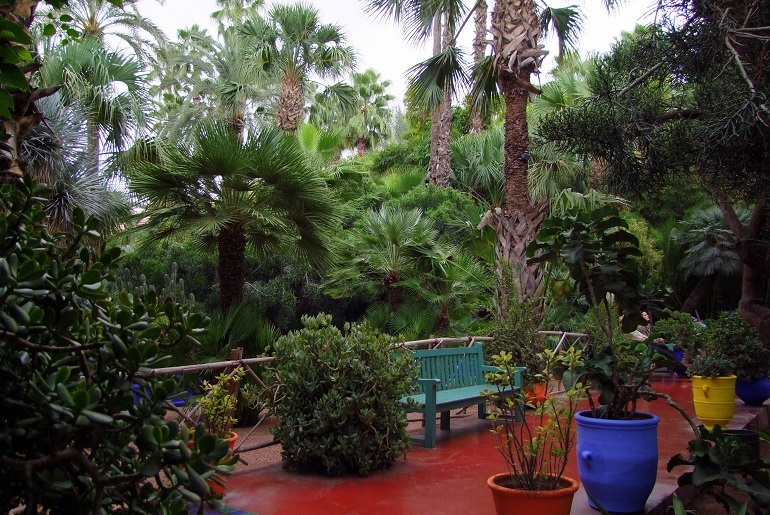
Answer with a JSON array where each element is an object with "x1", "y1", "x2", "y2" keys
[{"x1": 412, "y1": 345, "x2": 485, "y2": 393}]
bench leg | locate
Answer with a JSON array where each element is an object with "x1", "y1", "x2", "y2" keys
[
  {"x1": 514, "y1": 397, "x2": 524, "y2": 422},
  {"x1": 440, "y1": 411, "x2": 450, "y2": 430},
  {"x1": 424, "y1": 407, "x2": 437, "y2": 449}
]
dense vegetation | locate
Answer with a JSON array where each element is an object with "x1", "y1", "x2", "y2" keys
[{"x1": 1, "y1": 0, "x2": 769, "y2": 509}]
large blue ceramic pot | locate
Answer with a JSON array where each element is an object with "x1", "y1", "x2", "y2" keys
[
  {"x1": 576, "y1": 410, "x2": 659, "y2": 513},
  {"x1": 736, "y1": 376, "x2": 770, "y2": 406}
]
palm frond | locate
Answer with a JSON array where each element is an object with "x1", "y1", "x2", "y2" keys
[{"x1": 406, "y1": 44, "x2": 468, "y2": 111}]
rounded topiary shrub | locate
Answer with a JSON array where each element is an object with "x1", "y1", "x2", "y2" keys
[{"x1": 269, "y1": 314, "x2": 416, "y2": 476}]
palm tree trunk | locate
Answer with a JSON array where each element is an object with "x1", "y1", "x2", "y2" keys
[
  {"x1": 469, "y1": 0, "x2": 487, "y2": 133},
  {"x1": 738, "y1": 198, "x2": 770, "y2": 347},
  {"x1": 357, "y1": 137, "x2": 367, "y2": 157},
  {"x1": 87, "y1": 116, "x2": 100, "y2": 172},
  {"x1": 681, "y1": 274, "x2": 716, "y2": 315},
  {"x1": 428, "y1": 13, "x2": 452, "y2": 187},
  {"x1": 217, "y1": 221, "x2": 246, "y2": 314},
  {"x1": 483, "y1": 0, "x2": 545, "y2": 307},
  {"x1": 277, "y1": 74, "x2": 304, "y2": 132}
]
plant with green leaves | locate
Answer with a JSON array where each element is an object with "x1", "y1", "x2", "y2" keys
[
  {"x1": 527, "y1": 205, "x2": 678, "y2": 420},
  {"x1": 668, "y1": 426, "x2": 770, "y2": 514},
  {"x1": 267, "y1": 314, "x2": 416, "y2": 476},
  {"x1": 485, "y1": 346, "x2": 587, "y2": 490},
  {"x1": 653, "y1": 311, "x2": 703, "y2": 359},
  {"x1": 198, "y1": 369, "x2": 245, "y2": 439},
  {"x1": 0, "y1": 176, "x2": 235, "y2": 512},
  {"x1": 691, "y1": 312, "x2": 770, "y2": 380}
]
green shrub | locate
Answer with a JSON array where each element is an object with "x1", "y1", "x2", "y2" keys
[
  {"x1": 695, "y1": 312, "x2": 770, "y2": 380},
  {"x1": 654, "y1": 311, "x2": 703, "y2": 356},
  {"x1": 487, "y1": 296, "x2": 544, "y2": 387},
  {"x1": 268, "y1": 314, "x2": 416, "y2": 476},
  {"x1": 0, "y1": 177, "x2": 234, "y2": 512}
]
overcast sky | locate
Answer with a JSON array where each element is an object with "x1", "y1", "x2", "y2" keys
[{"x1": 137, "y1": 0, "x2": 657, "y2": 104}]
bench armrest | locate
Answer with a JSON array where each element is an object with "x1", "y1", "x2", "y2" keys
[
  {"x1": 481, "y1": 365, "x2": 525, "y2": 389},
  {"x1": 417, "y1": 378, "x2": 442, "y2": 386}
]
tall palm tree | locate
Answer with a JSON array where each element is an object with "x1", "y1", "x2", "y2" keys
[
  {"x1": 47, "y1": 0, "x2": 168, "y2": 61},
  {"x1": 238, "y1": 3, "x2": 356, "y2": 132},
  {"x1": 38, "y1": 37, "x2": 149, "y2": 176},
  {"x1": 128, "y1": 122, "x2": 340, "y2": 313},
  {"x1": 469, "y1": 0, "x2": 488, "y2": 133},
  {"x1": 365, "y1": 0, "x2": 466, "y2": 187},
  {"x1": 152, "y1": 26, "x2": 273, "y2": 141},
  {"x1": 346, "y1": 68, "x2": 395, "y2": 156},
  {"x1": 678, "y1": 206, "x2": 749, "y2": 315}
]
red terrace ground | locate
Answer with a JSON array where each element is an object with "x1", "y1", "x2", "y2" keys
[{"x1": 219, "y1": 374, "x2": 768, "y2": 515}]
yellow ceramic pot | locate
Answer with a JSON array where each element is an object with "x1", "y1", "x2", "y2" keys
[{"x1": 691, "y1": 375, "x2": 736, "y2": 429}]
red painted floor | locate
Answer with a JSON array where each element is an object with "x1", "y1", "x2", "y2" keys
[{"x1": 223, "y1": 374, "x2": 767, "y2": 515}]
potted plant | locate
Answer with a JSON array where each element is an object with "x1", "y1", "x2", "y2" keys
[
  {"x1": 527, "y1": 206, "x2": 696, "y2": 514},
  {"x1": 714, "y1": 312, "x2": 770, "y2": 407},
  {"x1": 484, "y1": 347, "x2": 587, "y2": 515},
  {"x1": 196, "y1": 368, "x2": 244, "y2": 447}
]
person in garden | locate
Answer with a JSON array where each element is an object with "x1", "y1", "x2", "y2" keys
[{"x1": 632, "y1": 312, "x2": 689, "y2": 378}]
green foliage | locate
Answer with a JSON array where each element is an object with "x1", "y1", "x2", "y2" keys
[
  {"x1": 487, "y1": 295, "x2": 544, "y2": 388},
  {"x1": 372, "y1": 138, "x2": 429, "y2": 173},
  {"x1": 267, "y1": 314, "x2": 415, "y2": 476},
  {"x1": 654, "y1": 311, "x2": 703, "y2": 357},
  {"x1": 528, "y1": 206, "x2": 671, "y2": 419},
  {"x1": 623, "y1": 214, "x2": 662, "y2": 283},
  {"x1": 485, "y1": 347, "x2": 587, "y2": 490},
  {"x1": 388, "y1": 183, "x2": 483, "y2": 243},
  {"x1": 692, "y1": 312, "x2": 770, "y2": 380},
  {"x1": 198, "y1": 369, "x2": 244, "y2": 438},
  {"x1": 0, "y1": 176, "x2": 235, "y2": 512},
  {"x1": 668, "y1": 426, "x2": 770, "y2": 514}
]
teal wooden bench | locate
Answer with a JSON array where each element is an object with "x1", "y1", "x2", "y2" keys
[{"x1": 400, "y1": 344, "x2": 523, "y2": 449}]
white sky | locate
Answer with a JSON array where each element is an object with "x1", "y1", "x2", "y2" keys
[{"x1": 138, "y1": 0, "x2": 657, "y2": 104}]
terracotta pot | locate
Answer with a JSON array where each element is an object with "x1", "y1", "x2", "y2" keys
[
  {"x1": 188, "y1": 431, "x2": 239, "y2": 495},
  {"x1": 524, "y1": 383, "x2": 549, "y2": 406},
  {"x1": 209, "y1": 431, "x2": 238, "y2": 495},
  {"x1": 487, "y1": 473, "x2": 579, "y2": 515}
]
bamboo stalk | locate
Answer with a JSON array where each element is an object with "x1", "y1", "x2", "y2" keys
[
  {"x1": 136, "y1": 357, "x2": 275, "y2": 377},
  {"x1": 236, "y1": 439, "x2": 279, "y2": 452}
]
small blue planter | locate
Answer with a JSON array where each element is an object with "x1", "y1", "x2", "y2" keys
[
  {"x1": 576, "y1": 410, "x2": 659, "y2": 513},
  {"x1": 736, "y1": 376, "x2": 770, "y2": 406}
]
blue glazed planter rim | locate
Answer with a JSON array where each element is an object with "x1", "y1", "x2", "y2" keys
[{"x1": 576, "y1": 410, "x2": 659, "y2": 429}]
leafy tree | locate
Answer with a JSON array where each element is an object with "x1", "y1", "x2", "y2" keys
[
  {"x1": 538, "y1": 7, "x2": 770, "y2": 344},
  {"x1": 0, "y1": 177, "x2": 235, "y2": 513},
  {"x1": 128, "y1": 122, "x2": 340, "y2": 314},
  {"x1": 238, "y1": 2, "x2": 355, "y2": 132}
]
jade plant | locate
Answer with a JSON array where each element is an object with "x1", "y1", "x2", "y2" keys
[
  {"x1": 693, "y1": 312, "x2": 770, "y2": 380},
  {"x1": 267, "y1": 314, "x2": 416, "y2": 476},
  {"x1": 197, "y1": 368, "x2": 245, "y2": 439},
  {"x1": 485, "y1": 347, "x2": 587, "y2": 490},
  {"x1": 0, "y1": 177, "x2": 235, "y2": 512}
]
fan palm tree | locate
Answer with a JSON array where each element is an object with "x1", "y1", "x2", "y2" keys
[
  {"x1": 47, "y1": 0, "x2": 168, "y2": 61},
  {"x1": 365, "y1": 0, "x2": 466, "y2": 187},
  {"x1": 152, "y1": 25, "x2": 273, "y2": 142},
  {"x1": 346, "y1": 68, "x2": 395, "y2": 156},
  {"x1": 238, "y1": 3, "x2": 356, "y2": 132},
  {"x1": 678, "y1": 206, "x2": 749, "y2": 315},
  {"x1": 324, "y1": 205, "x2": 442, "y2": 312},
  {"x1": 128, "y1": 122, "x2": 340, "y2": 313},
  {"x1": 37, "y1": 37, "x2": 149, "y2": 175},
  {"x1": 21, "y1": 94, "x2": 129, "y2": 232},
  {"x1": 409, "y1": 0, "x2": 622, "y2": 303}
]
